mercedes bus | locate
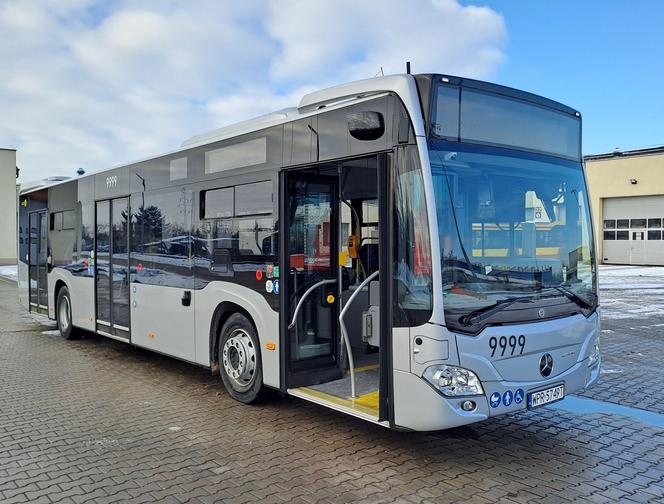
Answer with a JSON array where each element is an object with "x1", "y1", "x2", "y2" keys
[{"x1": 17, "y1": 74, "x2": 600, "y2": 431}]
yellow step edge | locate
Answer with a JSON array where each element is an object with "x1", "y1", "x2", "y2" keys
[{"x1": 297, "y1": 386, "x2": 379, "y2": 417}]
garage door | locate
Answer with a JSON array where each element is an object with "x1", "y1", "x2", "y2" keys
[{"x1": 602, "y1": 195, "x2": 664, "y2": 265}]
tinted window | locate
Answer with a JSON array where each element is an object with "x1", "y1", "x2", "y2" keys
[
  {"x1": 603, "y1": 231, "x2": 616, "y2": 240},
  {"x1": 433, "y1": 85, "x2": 460, "y2": 139},
  {"x1": 648, "y1": 218, "x2": 662, "y2": 228},
  {"x1": 51, "y1": 212, "x2": 62, "y2": 231},
  {"x1": 394, "y1": 145, "x2": 432, "y2": 326},
  {"x1": 616, "y1": 219, "x2": 629, "y2": 229},
  {"x1": 203, "y1": 187, "x2": 234, "y2": 219},
  {"x1": 443, "y1": 88, "x2": 581, "y2": 159},
  {"x1": 236, "y1": 218, "x2": 276, "y2": 256},
  {"x1": 235, "y1": 181, "x2": 273, "y2": 216},
  {"x1": 62, "y1": 210, "x2": 75, "y2": 230},
  {"x1": 630, "y1": 219, "x2": 646, "y2": 228},
  {"x1": 199, "y1": 217, "x2": 276, "y2": 259},
  {"x1": 616, "y1": 231, "x2": 629, "y2": 240},
  {"x1": 205, "y1": 137, "x2": 266, "y2": 174},
  {"x1": 648, "y1": 230, "x2": 662, "y2": 240},
  {"x1": 131, "y1": 190, "x2": 192, "y2": 287},
  {"x1": 81, "y1": 204, "x2": 94, "y2": 260},
  {"x1": 170, "y1": 157, "x2": 187, "y2": 181},
  {"x1": 603, "y1": 220, "x2": 616, "y2": 229}
]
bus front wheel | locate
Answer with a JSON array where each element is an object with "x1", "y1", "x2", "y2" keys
[
  {"x1": 56, "y1": 287, "x2": 79, "y2": 340},
  {"x1": 218, "y1": 313, "x2": 264, "y2": 403}
]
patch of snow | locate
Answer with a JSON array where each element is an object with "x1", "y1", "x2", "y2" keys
[
  {"x1": 599, "y1": 264, "x2": 664, "y2": 276},
  {"x1": 0, "y1": 265, "x2": 18, "y2": 280},
  {"x1": 41, "y1": 330, "x2": 61, "y2": 337},
  {"x1": 600, "y1": 368, "x2": 623, "y2": 375}
]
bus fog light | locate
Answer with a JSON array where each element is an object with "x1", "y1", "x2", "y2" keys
[
  {"x1": 423, "y1": 365, "x2": 484, "y2": 397},
  {"x1": 461, "y1": 400, "x2": 476, "y2": 411}
]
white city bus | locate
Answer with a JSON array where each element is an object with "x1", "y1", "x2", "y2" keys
[{"x1": 17, "y1": 74, "x2": 600, "y2": 430}]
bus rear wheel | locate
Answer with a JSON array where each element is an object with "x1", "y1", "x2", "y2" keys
[
  {"x1": 218, "y1": 313, "x2": 264, "y2": 403},
  {"x1": 56, "y1": 287, "x2": 79, "y2": 340}
]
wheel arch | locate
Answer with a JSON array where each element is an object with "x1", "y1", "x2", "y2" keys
[
  {"x1": 209, "y1": 302, "x2": 256, "y2": 370},
  {"x1": 54, "y1": 279, "x2": 68, "y2": 309}
]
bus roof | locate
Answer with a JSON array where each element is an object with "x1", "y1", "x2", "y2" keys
[
  {"x1": 180, "y1": 74, "x2": 424, "y2": 148},
  {"x1": 20, "y1": 73, "x2": 578, "y2": 197},
  {"x1": 21, "y1": 74, "x2": 423, "y2": 196}
]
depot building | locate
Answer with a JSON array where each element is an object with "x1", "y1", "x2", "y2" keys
[{"x1": 585, "y1": 145, "x2": 664, "y2": 265}]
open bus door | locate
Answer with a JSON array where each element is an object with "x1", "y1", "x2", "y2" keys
[
  {"x1": 280, "y1": 154, "x2": 393, "y2": 425},
  {"x1": 282, "y1": 173, "x2": 342, "y2": 387}
]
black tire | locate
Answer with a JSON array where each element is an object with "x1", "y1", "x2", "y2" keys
[
  {"x1": 56, "y1": 287, "x2": 79, "y2": 340},
  {"x1": 218, "y1": 313, "x2": 264, "y2": 403}
]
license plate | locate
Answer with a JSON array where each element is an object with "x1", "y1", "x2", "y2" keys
[{"x1": 527, "y1": 384, "x2": 565, "y2": 409}]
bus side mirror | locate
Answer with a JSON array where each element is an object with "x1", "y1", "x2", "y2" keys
[{"x1": 348, "y1": 112, "x2": 384, "y2": 141}]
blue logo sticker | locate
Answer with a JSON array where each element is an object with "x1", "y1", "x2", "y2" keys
[
  {"x1": 514, "y1": 388, "x2": 524, "y2": 405},
  {"x1": 273, "y1": 279, "x2": 280, "y2": 295},
  {"x1": 489, "y1": 392, "x2": 501, "y2": 408},
  {"x1": 502, "y1": 390, "x2": 513, "y2": 407}
]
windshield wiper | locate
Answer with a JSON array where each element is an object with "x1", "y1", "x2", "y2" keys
[
  {"x1": 459, "y1": 296, "x2": 535, "y2": 327},
  {"x1": 547, "y1": 285, "x2": 594, "y2": 310}
]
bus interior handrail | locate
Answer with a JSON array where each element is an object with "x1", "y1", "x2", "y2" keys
[
  {"x1": 287, "y1": 278, "x2": 337, "y2": 330},
  {"x1": 339, "y1": 269, "x2": 379, "y2": 399}
]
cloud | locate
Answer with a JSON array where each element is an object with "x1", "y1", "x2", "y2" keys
[{"x1": 0, "y1": 0, "x2": 506, "y2": 182}]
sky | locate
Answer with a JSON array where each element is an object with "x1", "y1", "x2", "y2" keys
[{"x1": 1, "y1": 0, "x2": 662, "y2": 182}]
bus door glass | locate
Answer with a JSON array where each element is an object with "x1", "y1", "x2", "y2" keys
[
  {"x1": 286, "y1": 174, "x2": 339, "y2": 370},
  {"x1": 28, "y1": 210, "x2": 48, "y2": 312},
  {"x1": 95, "y1": 197, "x2": 130, "y2": 338}
]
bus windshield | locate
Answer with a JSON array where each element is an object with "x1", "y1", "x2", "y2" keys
[{"x1": 429, "y1": 144, "x2": 597, "y2": 333}]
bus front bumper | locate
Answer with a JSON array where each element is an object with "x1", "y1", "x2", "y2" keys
[{"x1": 393, "y1": 357, "x2": 600, "y2": 432}]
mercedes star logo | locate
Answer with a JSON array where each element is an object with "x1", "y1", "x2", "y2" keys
[{"x1": 539, "y1": 353, "x2": 554, "y2": 377}]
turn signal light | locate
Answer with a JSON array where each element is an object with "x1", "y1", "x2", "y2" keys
[{"x1": 266, "y1": 341, "x2": 276, "y2": 351}]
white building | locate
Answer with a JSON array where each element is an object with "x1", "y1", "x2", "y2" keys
[{"x1": 0, "y1": 148, "x2": 17, "y2": 265}]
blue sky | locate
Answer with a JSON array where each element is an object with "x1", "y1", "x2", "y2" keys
[
  {"x1": 1, "y1": 1, "x2": 662, "y2": 180},
  {"x1": 472, "y1": 0, "x2": 664, "y2": 155}
]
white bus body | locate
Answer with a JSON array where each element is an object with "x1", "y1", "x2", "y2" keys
[{"x1": 18, "y1": 74, "x2": 600, "y2": 430}]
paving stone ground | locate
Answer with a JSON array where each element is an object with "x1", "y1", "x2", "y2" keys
[{"x1": 1, "y1": 269, "x2": 664, "y2": 504}]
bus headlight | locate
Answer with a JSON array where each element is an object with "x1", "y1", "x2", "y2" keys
[
  {"x1": 588, "y1": 339, "x2": 600, "y2": 368},
  {"x1": 422, "y1": 365, "x2": 484, "y2": 397}
]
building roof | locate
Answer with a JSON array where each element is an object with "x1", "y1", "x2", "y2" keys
[{"x1": 584, "y1": 145, "x2": 664, "y2": 161}]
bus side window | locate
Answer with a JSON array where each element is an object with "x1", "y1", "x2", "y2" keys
[{"x1": 393, "y1": 145, "x2": 433, "y2": 327}]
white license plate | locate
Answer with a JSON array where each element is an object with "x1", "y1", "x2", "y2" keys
[{"x1": 527, "y1": 384, "x2": 565, "y2": 409}]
